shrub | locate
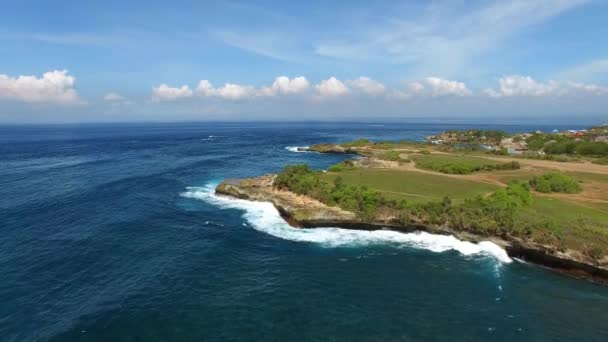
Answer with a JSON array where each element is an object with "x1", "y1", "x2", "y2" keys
[
  {"x1": 327, "y1": 160, "x2": 355, "y2": 172},
  {"x1": 448, "y1": 182, "x2": 532, "y2": 235},
  {"x1": 415, "y1": 157, "x2": 519, "y2": 174},
  {"x1": 529, "y1": 173, "x2": 582, "y2": 193},
  {"x1": 342, "y1": 138, "x2": 371, "y2": 147},
  {"x1": 378, "y1": 150, "x2": 409, "y2": 163},
  {"x1": 275, "y1": 163, "x2": 382, "y2": 219}
]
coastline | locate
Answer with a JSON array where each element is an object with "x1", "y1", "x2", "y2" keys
[{"x1": 216, "y1": 175, "x2": 608, "y2": 285}]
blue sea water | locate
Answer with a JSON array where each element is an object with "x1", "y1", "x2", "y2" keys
[{"x1": 1, "y1": 122, "x2": 608, "y2": 341}]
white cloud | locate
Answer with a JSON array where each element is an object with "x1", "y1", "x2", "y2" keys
[
  {"x1": 315, "y1": 77, "x2": 349, "y2": 97},
  {"x1": 216, "y1": 83, "x2": 256, "y2": 100},
  {"x1": 484, "y1": 75, "x2": 559, "y2": 97},
  {"x1": 197, "y1": 76, "x2": 309, "y2": 100},
  {"x1": 196, "y1": 80, "x2": 215, "y2": 97},
  {"x1": 270, "y1": 76, "x2": 309, "y2": 94},
  {"x1": 347, "y1": 77, "x2": 386, "y2": 95},
  {"x1": 196, "y1": 80, "x2": 255, "y2": 100},
  {"x1": 392, "y1": 77, "x2": 471, "y2": 98},
  {"x1": 104, "y1": 92, "x2": 126, "y2": 102},
  {"x1": 152, "y1": 84, "x2": 193, "y2": 102},
  {"x1": 0, "y1": 70, "x2": 80, "y2": 104},
  {"x1": 484, "y1": 75, "x2": 608, "y2": 97},
  {"x1": 425, "y1": 77, "x2": 472, "y2": 96}
]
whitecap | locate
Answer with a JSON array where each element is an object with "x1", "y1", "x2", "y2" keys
[
  {"x1": 284, "y1": 146, "x2": 309, "y2": 153},
  {"x1": 181, "y1": 183, "x2": 512, "y2": 263}
]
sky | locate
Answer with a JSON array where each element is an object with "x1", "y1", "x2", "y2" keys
[{"x1": 1, "y1": 0, "x2": 608, "y2": 124}]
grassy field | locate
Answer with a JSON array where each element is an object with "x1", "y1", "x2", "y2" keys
[
  {"x1": 320, "y1": 167, "x2": 608, "y2": 254},
  {"x1": 321, "y1": 169, "x2": 498, "y2": 203},
  {"x1": 412, "y1": 154, "x2": 519, "y2": 174},
  {"x1": 306, "y1": 137, "x2": 608, "y2": 259},
  {"x1": 520, "y1": 196, "x2": 608, "y2": 252}
]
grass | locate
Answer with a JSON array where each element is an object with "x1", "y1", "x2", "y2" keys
[
  {"x1": 519, "y1": 196, "x2": 608, "y2": 253},
  {"x1": 322, "y1": 167, "x2": 608, "y2": 254},
  {"x1": 412, "y1": 154, "x2": 520, "y2": 174},
  {"x1": 312, "y1": 137, "x2": 608, "y2": 257},
  {"x1": 321, "y1": 168, "x2": 498, "y2": 203},
  {"x1": 524, "y1": 197, "x2": 608, "y2": 223}
]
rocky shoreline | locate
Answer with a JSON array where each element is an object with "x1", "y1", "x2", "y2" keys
[{"x1": 216, "y1": 175, "x2": 608, "y2": 285}]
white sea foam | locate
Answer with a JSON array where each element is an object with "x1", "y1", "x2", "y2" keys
[
  {"x1": 285, "y1": 146, "x2": 309, "y2": 153},
  {"x1": 181, "y1": 183, "x2": 512, "y2": 263}
]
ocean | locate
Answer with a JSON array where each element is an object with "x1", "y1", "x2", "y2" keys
[{"x1": 1, "y1": 122, "x2": 608, "y2": 341}]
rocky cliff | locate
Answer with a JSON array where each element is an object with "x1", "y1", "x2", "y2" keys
[{"x1": 216, "y1": 176, "x2": 608, "y2": 285}]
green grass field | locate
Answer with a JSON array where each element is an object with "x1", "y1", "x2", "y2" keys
[
  {"x1": 519, "y1": 196, "x2": 608, "y2": 251},
  {"x1": 321, "y1": 169, "x2": 498, "y2": 203},
  {"x1": 412, "y1": 154, "x2": 519, "y2": 174},
  {"x1": 313, "y1": 138, "x2": 608, "y2": 257}
]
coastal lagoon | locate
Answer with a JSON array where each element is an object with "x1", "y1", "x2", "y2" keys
[{"x1": 2, "y1": 122, "x2": 608, "y2": 341}]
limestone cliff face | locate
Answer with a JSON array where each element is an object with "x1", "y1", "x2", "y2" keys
[{"x1": 215, "y1": 176, "x2": 608, "y2": 285}]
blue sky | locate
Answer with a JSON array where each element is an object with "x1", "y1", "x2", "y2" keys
[{"x1": 1, "y1": 0, "x2": 608, "y2": 123}]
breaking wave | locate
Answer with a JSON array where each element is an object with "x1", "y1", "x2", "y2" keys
[
  {"x1": 181, "y1": 182, "x2": 512, "y2": 263},
  {"x1": 285, "y1": 146, "x2": 309, "y2": 153}
]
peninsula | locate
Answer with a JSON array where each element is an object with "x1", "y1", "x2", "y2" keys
[{"x1": 217, "y1": 128, "x2": 608, "y2": 284}]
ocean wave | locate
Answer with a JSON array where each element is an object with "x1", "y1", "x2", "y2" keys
[
  {"x1": 284, "y1": 146, "x2": 309, "y2": 153},
  {"x1": 181, "y1": 183, "x2": 512, "y2": 263}
]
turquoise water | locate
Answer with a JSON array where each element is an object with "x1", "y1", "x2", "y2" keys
[{"x1": 1, "y1": 122, "x2": 607, "y2": 341}]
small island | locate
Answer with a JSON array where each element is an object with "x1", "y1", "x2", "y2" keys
[{"x1": 217, "y1": 127, "x2": 608, "y2": 284}]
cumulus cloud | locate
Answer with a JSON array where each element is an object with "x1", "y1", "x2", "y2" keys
[
  {"x1": 197, "y1": 80, "x2": 256, "y2": 100},
  {"x1": 484, "y1": 75, "x2": 607, "y2": 97},
  {"x1": 152, "y1": 84, "x2": 193, "y2": 102},
  {"x1": 424, "y1": 77, "x2": 472, "y2": 96},
  {"x1": 315, "y1": 77, "x2": 349, "y2": 97},
  {"x1": 347, "y1": 77, "x2": 386, "y2": 95},
  {"x1": 392, "y1": 77, "x2": 471, "y2": 99},
  {"x1": 0, "y1": 70, "x2": 80, "y2": 104},
  {"x1": 269, "y1": 76, "x2": 309, "y2": 94},
  {"x1": 196, "y1": 76, "x2": 309, "y2": 100},
  {"x1": 484, "y1": 75, "x2": 559, "y2": 97}
]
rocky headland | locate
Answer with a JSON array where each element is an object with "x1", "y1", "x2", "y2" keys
[{"x1": 216, "y1": 175, "x2": 608, "y2": 285}]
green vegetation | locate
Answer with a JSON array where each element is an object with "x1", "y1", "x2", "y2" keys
[
  {"x1": 413, "y1": 154, "x2": 520, "y2": 174},
  {"x1": 529, "y1": 172, "x2": 582, "y2": 193},
  {"x1": 516, "y1": 152, "x2": 578, "y2": 162},
  {"x1": 341, "y1": 138, "x2": 371, "y2": 147},
  {"x1": 377, "y1": 150, "x2": 410, "y2": 163},
  {"x1": 320, "y1": 169, "x2": 498, "y2": 203},
  {"x1": 526, "y1": 132, "x2": 608, "y2": 157},
  {"x1": 276, "y1": 131, "x2": 608, "y2": 260},
  {"x1": 520, "y1": 197, "x2": 608, "y2": 258},
  {"x1": 327, "y1": 160, "x2": 356, "y2": 172},
  {"x1": 275, "y1": 163, "x2": 608, "y2": 258},
  {"x1": 274, "y1": 164, "x2": 383, "y2": 219},
  {"x1": 545, "y1": 140, "x2": 608, "y2": 156},
  {"x1": 448, "y1": 182, "x2": 532, "y2": 236}
]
